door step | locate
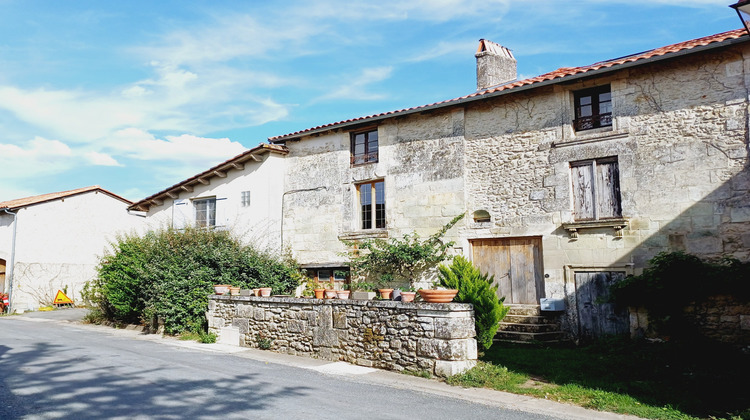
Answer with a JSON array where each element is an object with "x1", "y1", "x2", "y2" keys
[{"x1": 496, "y1": 304, "x2": 567, "y2": 343}]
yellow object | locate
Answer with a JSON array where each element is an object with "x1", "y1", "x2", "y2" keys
[{"x1": 53, "y1": 290, "x2": 74, "y2": 305}]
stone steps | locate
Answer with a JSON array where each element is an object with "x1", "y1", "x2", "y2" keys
[{"x1": 495, "y1": 304, "x2": 567, "y2": 343}]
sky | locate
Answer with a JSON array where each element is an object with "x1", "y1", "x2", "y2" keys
[{"x1": 0, "y1": 0, "x2": 742, "y2": 203}]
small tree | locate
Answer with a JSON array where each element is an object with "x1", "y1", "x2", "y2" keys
[
  {"x1": 437, "y1": 255, "x2": 509, "y2": 351},
  {"x1": 343, "y1": 214, "x2": 464, "y2": 287}
]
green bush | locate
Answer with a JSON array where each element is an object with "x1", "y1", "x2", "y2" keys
[
  {"x1": 88, "y1": 227, "x2": 301, "y2": 335},
  {"x1": 610, "y1": 251, "x2": 750, "y2": 339},
  {"x1": 438, "y1": 255, "x2": 509, "y2": 351}
]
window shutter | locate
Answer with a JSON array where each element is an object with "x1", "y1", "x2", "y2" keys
[
  {"x1": 571, "y1": 164, "x2": 594, "y2": 220},
  {"x1": 215, "y1": 197, "x2": 228, "y2": 228},
  {"x1": 172, "y1": 199, "x2": 190, "y2": 229},
  {"x1": 595, "y1": 161, "x2": 622, "y2": 218}
]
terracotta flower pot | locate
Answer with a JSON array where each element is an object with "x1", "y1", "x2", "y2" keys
[
  {"x1": 336, "y1": 290, "x2": 350, "y2": 300},
  {"x1": 418, "y1": 289, "x2": 458, "y2": 303},
  {"x1": 378, "y1": 288, "x2": 394, "y2": 299},
  {"x1": 213, "y1": 284, "x2": 231, "y2": 295},
  {"x1": 229, "y1": 287, "x2": 241, "y2": 296},
  {"x1": 324, "y1": 289, "x2": 338, "y2": 299},
  {"x1": 314, "y1": 288, "x2": 325, "y2": 299},
  {"x1": 400, "y1": 291, "x2": 416, "y2": 302},
  {"x1": 259, "y1": 287, "x2": 272, "y2": 297},
  {"x1": 252, "y1": 288, "x2": 261, "y2": 296}
]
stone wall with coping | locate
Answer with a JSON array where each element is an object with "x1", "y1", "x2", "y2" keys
[{"x1": 207, "y1": 295, "x2": 477, "y2": 377}]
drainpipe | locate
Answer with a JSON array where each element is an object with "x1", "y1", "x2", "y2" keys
[{"x1": 2, "y1": 208, "x2": 18, "y2": 314}]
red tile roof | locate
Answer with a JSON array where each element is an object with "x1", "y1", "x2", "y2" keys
[
  {"x1": 129, "y1": 143, "x2": 288, "y2": 212},
  {"x1": 269, "y1": 28, "x2": 747, "y2": 142},
  {"x1": 0, "y1": 186, "x2": 133, "y2": 211}
]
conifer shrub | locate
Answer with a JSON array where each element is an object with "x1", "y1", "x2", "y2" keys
[
  {"x1": 437, "y1": 255, "x2": 509, "y2": 351},
  {"x1": 88, "y1": 227, "x2": 301, "y2": 334}
]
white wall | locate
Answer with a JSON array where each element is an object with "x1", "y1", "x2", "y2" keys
[
  {"x1": 0, "y1": 190, "x2": 145, "y2": 311},
  {"x1": 145, "y1": 153, "x2": 286, "y2": 254}
]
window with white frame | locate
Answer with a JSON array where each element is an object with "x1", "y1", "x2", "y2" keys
[
  {"x1": 357, "y1": 180, "x2": 385, "y2": 230},
  {"x1": 194, "y1": 198, "x2": 216, "y2": 227},
  {"x1": 241, "y1": 191, "x2": 251, "y2": 207},
  {"x1": 570, "y1": 157, "x2": 621, "y2": 221}
]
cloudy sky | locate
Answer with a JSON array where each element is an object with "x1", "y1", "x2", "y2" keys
[{"x1": 0, "y1": 0, "x2": 740, "y2": 202}]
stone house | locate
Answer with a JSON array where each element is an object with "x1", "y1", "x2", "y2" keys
[
  {"x1": 128, "y1": 143, "x2": 288, "y2": 254},
  {"x1": 0, "y1": 186, "x2": 144, "y2": 312},
  {"x1": 268, "y1": 29, "x2": 750, "y2": 340}
]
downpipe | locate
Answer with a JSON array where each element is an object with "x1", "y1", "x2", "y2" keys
[{"x1": 2, "y1": 208, "x2": 17, "y2": 314}]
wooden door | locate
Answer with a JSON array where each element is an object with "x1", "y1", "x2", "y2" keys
[
  {"x1": 471, "y1": 237, "x2": 543, "y2": 304},
  {"x1": 575, "y1": 271, "x2": 629, "y2": 339}
]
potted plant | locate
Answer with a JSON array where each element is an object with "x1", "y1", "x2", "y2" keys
[
  {"x1": 336, "y1": 284, "x2": 351, "y2": 299},
  {"x1": 350, "y1": 281, "x2": 377, "y2": 300},
  {"x1": 213, "y1": 284, "x2": 232, "y2": 295},
  {"x1": 229, "y1": 286, "x2": 241, "y2": 296},
  {"x1": 400, "y1": 287, "x2": 417, "y2": 302},
  {"x1": 259, "y1": 286, "x2": 272, "y2": 297},
  {"x1": 377, "y1": 274, "x2": 394, "y2": 300}
]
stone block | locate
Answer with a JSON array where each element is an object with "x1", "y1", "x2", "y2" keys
[
  {"x1": 287, "y1": 319, "x2": 306, "y2": 333},
  {"x1": 253, "y1": 307, "x2": 265, "y2": 321},
  {"x1": 434, "y1": 317, "x2": 476, "y2": 339},
  {"x1": 434, "y1": 360, "x2": 477, "y2": 377},
  {"x1": 417, "y1": 338, "x2": 477, "y2": 361},
  {"x1": 218, "y1": 326, "x2": 240, "y2": 346},
  {"x1": 318, "y1": 306, "x2": 333, "y2": 328},
  {"x1": 237, "y1": 304, "x2": 253, "y2": 318},
  {"x1": 730, "y1": 207, "x2": 750, "y2": 223},
  {"x1": 333, "y1": 311, "x2": 347, "y2": 329},
  {"x1": 686, "y1": 235, "x2": 723, "y2": 254},
  {"x1": 312, "y1": 327, "x2": 339, "y2": 347},
  {"x1": 740, "y1": 315, "x2": 750, "y2": 330},
  {"x1": 232, "y1": 318, "x2": 249, "y2": 334}
]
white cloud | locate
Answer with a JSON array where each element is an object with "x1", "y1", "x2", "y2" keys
[
  {"x1": 316, "y1": 67, "x2": 394, "y2": 102},
  {"x1": 84, "y1": 151, "x2": 121, "y2": 166}
]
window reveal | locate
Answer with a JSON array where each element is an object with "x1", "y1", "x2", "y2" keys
[
  {"x1": 358, "y1": 181, "x2": 385, "y2": 229},
  {"x1": 570, "y1": 158, "x2": 621, "y2": 221},
  {"x1": 241, "y1": 191, "x2": 251, "y2": 207}
]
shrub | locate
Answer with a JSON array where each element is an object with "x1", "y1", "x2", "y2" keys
[
  {"x1": 89, "y1": 227, "x2": 302, "y2": 335},
  {"x1": 343, "y1": 214, "x2": 464, "y2": 286},
  {"x1": 437, "y1": 255, "x2": 509, "y2": 351},
  {"x1": 610, "y1": 251, "x2": 750, "y2": 339}
]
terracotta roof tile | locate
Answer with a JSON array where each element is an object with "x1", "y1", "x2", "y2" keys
[
  {"x1": 0, "y1": 186, "x2": 132, "y2": 211},
  {"x1": 269, "y1": 28, "x2": 746, "y2": 142},
  {"x1": 128, "y1": 143, "x2": 289, "y2": 212}
]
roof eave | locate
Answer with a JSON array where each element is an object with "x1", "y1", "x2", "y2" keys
[{"x1": 270, "y1": 35, "x2": 749, "y2": 143}]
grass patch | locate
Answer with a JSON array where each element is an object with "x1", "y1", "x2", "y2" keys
[
  {"x1": 401, "y1": 369, "x2": 433, "y2": 379},
  {"x1": 447, "y1": 339, "x2": 749, "y2": 420},
  {"x1": 179, "y1": 331, "x2": 216, "y2": 344}
]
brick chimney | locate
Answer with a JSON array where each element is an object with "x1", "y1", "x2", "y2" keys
[{"x1": 475, "y1": 39, "x2": 517, "y2": 91}]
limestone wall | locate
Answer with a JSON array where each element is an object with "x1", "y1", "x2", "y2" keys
[{"x1": 207, "y1": 295, "x2": 477, "y2": 377}]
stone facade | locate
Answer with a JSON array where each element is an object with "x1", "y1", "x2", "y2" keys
[
  {"x1": 275, "y1": 35, "x2": 750, "y2": 341},
  {"x1": 207, "y1": 295, "x2": 477, "y2": 377}
]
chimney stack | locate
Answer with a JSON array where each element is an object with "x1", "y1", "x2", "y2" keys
[{"x1": 475, "y1": 39, "x2": 516, "y2": 91}]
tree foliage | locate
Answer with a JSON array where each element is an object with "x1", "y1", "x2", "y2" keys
[
  {"x1": 86, "y1": 227, "x2": 301, "y2": 334},
  {"x1": 343, "y1": 214, "x2": 464, "y2": 286},
  {"x1": 438, "y1": 255, "x2": 509, "y2": 351}
]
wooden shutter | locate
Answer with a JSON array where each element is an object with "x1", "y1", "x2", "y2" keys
[
  {"x1": 571, "y1": 163, "x2": 594, "y2": 220},
  {"x1": 595, "y1": 160, "x2": 621, "y2": 219},
  {"x1": 172, "y1": 199, "x2": 190, "y2": 229},
  {"x1": 215, "y1": 197, "x2": 228, "y2": 228}
]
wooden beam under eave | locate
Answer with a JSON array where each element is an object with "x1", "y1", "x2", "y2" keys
[
  {"x1": 248, "y1": 154, "x2": 260, "y2": 162},
  {"x1": 232, "y1": 162, "x2": 244, "y2": 170},
  {"x1": 197, "y1": 178, "x2": 209, "y2": 185},
  {"x1": 181, "y1": 185, "x2": 194, "y2": 192},
  {"x1": 166, "y1": 191, "x2": 178, "y2": 199},
  {"x1": 150, "y1": 199, "x2": 163, "y2": 206},
  {"x1": 213, "y1": 170, "x2": 227, "y2": 178}
]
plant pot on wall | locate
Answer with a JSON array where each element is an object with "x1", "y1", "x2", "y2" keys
[
  {"x1": 401, "y1": 291, "x2": 416, "y2": 302},
  {"x1": 259, "y1": 287, "x2": 272, "y2": 297},
  {"x1": 418, "y1": 289, "x2": 458, "y2": 303},
  {"x1": 314, "y1": 288, "x2": 325, "y2": 299},
  {"x1": 324, "y1": 289, "x2": 338, "y2": 299},
  {"x1": 379, "y1": 288, "x2": 394, "y2": 300},
  {"x1": 336, "y1": 290, "x2": 350, "y2": 299},
  {"x1": 229, "y1": 287, "x2": 241, "y2": 296},
  {"x1": 213, "y1": 284, "x2": 231, "y2": 295}
]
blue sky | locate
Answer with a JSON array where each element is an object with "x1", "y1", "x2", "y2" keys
[{"x1": 0, "y1": 0, "x2": 741, "y2": 202}]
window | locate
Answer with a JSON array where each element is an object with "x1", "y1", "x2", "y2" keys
[
  {"x1": 570, "y1": 157, "x2": 621, "y2": 221},
  {"x1": 351, "y1": 129, "x2": 378, "y2": 165},
  {"x1": 194, "y1": 198, "x2": 216, "y2": 227},
  {"x1": 358, "y1": 180, "x2": 385, "y2": 229},
  {"x1": 573, "y1": 85, "x2": 612, "y2": 131},
  {"x1": 241, "y1": 191, "x2": 251, "y2": 207},
  {"x1": 316, "y1": 269, "x2": 349, "y2": 289}
]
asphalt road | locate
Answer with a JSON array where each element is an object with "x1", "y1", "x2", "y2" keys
[{"x1": 0, "y1": 310, "x2": 631, "y2": 420}]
